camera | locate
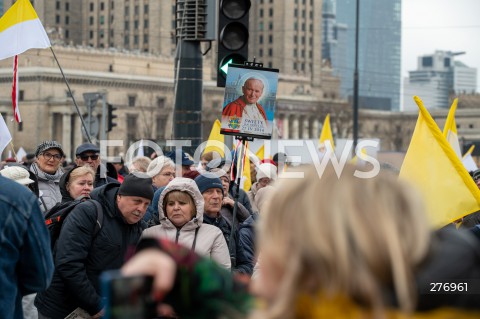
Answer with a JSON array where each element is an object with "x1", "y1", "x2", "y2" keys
[{"x1": 101, "y1": 270, "x2": 156, "y2": 319}]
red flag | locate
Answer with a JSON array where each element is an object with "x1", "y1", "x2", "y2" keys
[{"x1": 12, "y1": 55, "x2": 21, "y2": 123}]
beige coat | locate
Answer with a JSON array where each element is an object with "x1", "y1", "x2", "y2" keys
[{"x1": 142, "y1": 178, "x2": 231, "y2": 270}]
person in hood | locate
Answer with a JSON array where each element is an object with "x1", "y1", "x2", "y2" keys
[
  {"x1": 30, "y1": 140, "x2": 65, "y2": 212},
  {"x1": 57, "y1": 166, "x2": 95, "y2": 204},
  {"x1": 35, "y1": 173, "x2": 152, "y2": 319},
  {"x1": 142, "y1": 178, "x2": 230, "y2": 270}
]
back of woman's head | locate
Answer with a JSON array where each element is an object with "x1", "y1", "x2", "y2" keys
[{"x1": 257, "y1": 164, "x2": 431, "y2": 317}]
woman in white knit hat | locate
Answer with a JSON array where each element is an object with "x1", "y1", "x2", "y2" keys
[{"x1": 247, "y1": 163, "x2": 277, "y2": 213}]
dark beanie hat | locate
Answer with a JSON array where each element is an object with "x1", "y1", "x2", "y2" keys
[
  {"x1": 118, "y1": 172, "x2": 154, "y2": 201},
  {"x1": 194, "y1": 173, "x2": 224, "y2": 196}
]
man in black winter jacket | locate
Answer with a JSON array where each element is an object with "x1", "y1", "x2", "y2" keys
[{"x1": 35, "y1": 173, "x2": 153, "y2": 319}]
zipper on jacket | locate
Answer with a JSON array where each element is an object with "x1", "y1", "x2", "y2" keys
[{"x1": 175, "y1": 228, "x2": 180, "y2": 243}]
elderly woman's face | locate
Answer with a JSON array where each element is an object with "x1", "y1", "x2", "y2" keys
[
  {"x1": 220, "y1": 176, "x2": 230, "y2": 195},
  {"x1": 165, "y1": 193, "x2": 195, "y2": 227},
  {"x1": 67, "y1": 173, "x2": 94, "y2": 199}
]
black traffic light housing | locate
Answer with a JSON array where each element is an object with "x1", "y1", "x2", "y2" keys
[
  {"x1": 107, "y1": 103, "x2": 117, "y2": 132},
  {"x1": 217, "y1": 0, "x2": 251, "y2": 87}
]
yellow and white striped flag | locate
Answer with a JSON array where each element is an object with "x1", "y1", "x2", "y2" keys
[{"x1": 0, "y1": 0, "x2": 51, "y2": 61}]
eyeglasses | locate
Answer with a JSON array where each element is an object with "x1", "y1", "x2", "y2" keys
[
  {"x1": 78, "y1": 154, "x2": 99, "y2": 161},
  {"x1": 42, "y1": 152, "x2": 63, "y2": 161}
]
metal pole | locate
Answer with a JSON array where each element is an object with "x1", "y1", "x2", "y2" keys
[
  {"x1": 50, "y1": 47, "x2": 92, "y2": 143},
  {"x1": 353, "y1": 0, "x2": 360, "y2": 153},
  {"x1": 101, "y1": 93, "x2": 107, "y2": 141},
  {"x1": 173, "y1": 40, "x2": 203, "y2": 155}
]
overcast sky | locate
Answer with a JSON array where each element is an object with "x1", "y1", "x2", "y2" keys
[{"x1": 402, "y1": 0, "x2": 480, "y2": 92}]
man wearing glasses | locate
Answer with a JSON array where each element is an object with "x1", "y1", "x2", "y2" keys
[
  {"x1": 31, "y1": 140, "x2": 65, "y2": 212},
  {"x1": 74, "y1": 143, "x2": 118, "y2": 188}
]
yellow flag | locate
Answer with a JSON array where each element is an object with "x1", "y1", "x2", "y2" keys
[
  {"x1": 399, "y1": 96, "x2": 480, "y2": 227},
  {"x1": 255, "y1": 144, "x2": 265, "y2": 161},
  {"x1": 442, "y1": 98, "x2": 462, "y2": 158},
  {"x1": 204, "y1": 119, "x2": 225, "y2": 157},
  {"x1": 319, "y1": 114, "x2": 335, "y2": 151},
  {"x1": 242, "y1": 151, "x2": 252, "y2": 191},
  {"x1": 236, "y1": 142, "x2": 251, "y2": 191}
]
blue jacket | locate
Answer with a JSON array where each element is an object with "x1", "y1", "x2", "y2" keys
[{"x1": 0, "y1": 176, "x2": 54, "y2": 319}]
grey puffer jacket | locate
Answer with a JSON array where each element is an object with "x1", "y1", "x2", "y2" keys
[
  {"x1": 30, "y1": 163, "x2": 63, "y2": 213},
  {"x1": 142, "y1": 178, "x2": 231, "y2": 270}
]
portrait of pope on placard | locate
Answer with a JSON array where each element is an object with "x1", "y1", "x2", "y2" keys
[{"x1": 221, "y1": 68, "x2": 278, "y2": 138}]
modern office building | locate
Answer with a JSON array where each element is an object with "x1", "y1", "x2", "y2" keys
[
  {"x1": 404, "y1": 50, "x2": 478, "y2": 110},
  {"x1": 334, "y1": 0, "x2": 401, "y2": 111}
]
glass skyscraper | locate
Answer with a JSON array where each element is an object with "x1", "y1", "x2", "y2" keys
[{"x1": 333, "y1": 0, "x2": 401, "y2": 111}]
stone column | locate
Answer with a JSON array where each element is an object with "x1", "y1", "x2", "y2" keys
[
  {"x1": 291, "y1": 116, "x2": 299, "y2": 140},
  {"x1": 302, "y1": 116, "x2": 310, "y2": 139},
  {"x1": 312, "y1": 118, "x2": 319, "y2": 139},
  {"x1": 282, "y1": 114, "x2": 289, "y2": 139},
  {"x1": 62, "y1": 113, "x2": 72, "y2": 161}
]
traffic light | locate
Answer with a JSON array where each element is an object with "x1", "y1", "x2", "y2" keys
[
  {"x1": 107, "y1": 103, "x2": 117, "y2": 132},
  {"x1": 217, "y1": 0, "x2": 251, "y2": 87}
]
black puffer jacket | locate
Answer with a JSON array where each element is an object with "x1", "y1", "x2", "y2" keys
[
  {"x1": 35, "y1": 183, "x2": 146, "y2": 318},
  {"x1": 415, "y1": 228, "x2": 480, "y2": 311}
]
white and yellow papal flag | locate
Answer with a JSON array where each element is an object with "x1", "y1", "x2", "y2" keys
[
  {"x1": 442, "y1": 98, "x2": 462, "y2": 158},
  {"x1": 399, "y1": 96, "x2": 480, "y2": 228},
  {"x1": 0, "y1": 0, "x2": 51, "y2": 61}
]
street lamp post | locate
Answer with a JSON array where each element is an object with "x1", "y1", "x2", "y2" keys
[{"x1": 353, "y1": 0, "x2": 360, "y2": 153}]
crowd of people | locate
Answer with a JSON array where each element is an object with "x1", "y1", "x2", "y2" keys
[{"x1": 1, "y1": 140, "x2": 480, "y2": 319}]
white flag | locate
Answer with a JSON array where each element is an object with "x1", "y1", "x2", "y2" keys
[{"x1": 0, "y1": 114, "x2": 12, "y2": 155}]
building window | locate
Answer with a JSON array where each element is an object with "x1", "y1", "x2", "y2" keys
[
  {"x1": 157, "y1": 97, "x2": 165, "y2": 108},
  {"x1": 100, "y1": 30, "x2": 104, "y2": 39},
  {"x1": 134, "y1": 20, "x2": 139, "y2": 29},
  {"x1": 144, "y1": 4, "x2": 149, "y2": 14},
  {"x1": 444, "y1": 58, "x2": 451, "y2": 67},
  {"x1": 89, "y1": 16, "x2": 94, "y2": 25},
  {"x1": 90, "y1": 2, "x2": 94, "y2": 11},
  {"x1": 134, "y1": 5, "x2": 139, "y2": 15},
  {"x1": 294, "y1": 22, "x2": 298, "y2": 30},
  {"x1": 422, "y1": 56, "x2": 433, "y2": 67},
  {"x1": 134, "y1": 35, "x2": 139, "y2": 45},
  {"x1": 144, "y1": 34, "x2": 148, "y2": 43},
  {"x1": 65, "y1": 16, "x2": 69, "y2": 25},
  {"x1": 124, "y1": 36, "x2": 129, "y2": 45},
  {"x1": 301, "y1": 50, "x2": 305, "y2": 58},
  {"x1": 100, "y1": 2, "x2": 104, "y2": 10},
  {"x1": 19, "y1": 90, "x2": 24, "y2": 101},
  {"x1": 125, "y1": 6, "x2": 129, "y2": 15},
  {"x1": 293, "y1": 62, "x2": 297, "y2": 70},
  {"x1": 268, "y1": 48, "x2": 273, "y2": 56},
  {"x1": 259, "y1": 48, "x2": 263, "y2": 56},
  {"x1": 156, "y1": 117, "x2": 166, "y2": 139},
  {"x1": 56, "y1": 1, "x2": 60, "y2": 10},
  {"x1": 259, "y1": 35, "x2": 263, "y2": 44},
  {"x1": 260, "y1": 9, "x2": 263, "y2": 17},
  {"x1": 469, "y1": 124, "x2": 474, "y2": 129},
  {"x1": 269, "y1": 8, "x2": 273, "y2": 17},
  {"x1": 269, "y1": 22, "x2": 273, "y2": 30},
  {"x1": 65, "y1": 29, "x2": 69, "y2": 38},
  {"x1": 144, "y1": 19, "x2": 149, "y2": 28},
  {"x1": 100, "y1": 16, "x2": 104, "y2": 25},
  {"x1": 301, "y1": 36, "x2": 305, "y2": 44},
  {"x1": 268, "y1": 35, "x2": 273, "y2": 43},
  {"x1": 65, "y1": 2, "x2": 69, "y2": 11},
  {"x1": 89, "y1": 30, "x2": 94, "y2": 39},
  {"x1": 294, "y1": 49, "x2": 297, "y2": 57},
  {"x1": 125, "y1": 21, "x2": 129, "y2": 29},
  {"x1": 55, "y1": 15, "x2": 60, "y2": 24},
  {"x1": 294, "y1": 35, "x2": 297, "y2": 43},
  {"x1": 128, "y1": 95, "x2": 136, "y2": 107},
  {"x1": 259, "y1": 22, "x2": 264, "y2": 31}
]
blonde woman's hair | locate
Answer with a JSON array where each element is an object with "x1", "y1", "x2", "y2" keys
[
  {"x1": 252, "y1": 164, "x2": 431, "y2": 319},
  {"x1": 69, "y1": 166, "x2": 95, "y2": 183}
]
